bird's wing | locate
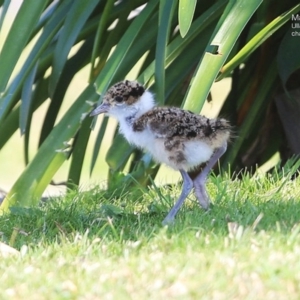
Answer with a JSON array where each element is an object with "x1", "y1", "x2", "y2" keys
[{"x1": 133, "y1": 107, "x2": 206, "y2": 139}]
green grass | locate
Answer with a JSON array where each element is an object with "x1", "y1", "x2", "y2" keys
[{"x1": 1, "y1": 168, "x2": 300, "y2": 299}]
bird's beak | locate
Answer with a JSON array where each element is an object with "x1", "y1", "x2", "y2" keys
[{"x1": 90, "y1": 102, "x2": 110, "y2": 116}]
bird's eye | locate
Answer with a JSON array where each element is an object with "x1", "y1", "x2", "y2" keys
[{"x1": 115, "y1": 96, "x2": 123, "y2": 102}]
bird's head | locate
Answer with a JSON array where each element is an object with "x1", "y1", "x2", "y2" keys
[{"x1": 90, "y1": 80, "x2": 148, "y2": 119}]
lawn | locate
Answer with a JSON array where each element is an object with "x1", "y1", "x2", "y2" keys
[{"x1": 1, "y1": 166, "x2": 300, "y2": 299}]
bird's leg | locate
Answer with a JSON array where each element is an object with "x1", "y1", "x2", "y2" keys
[
  {"x1": 162, "y1": 169, "x2": 194, "y2": 225},
  {"x1": 193, "y1": 142, "x2": 227, "y2": 210}
]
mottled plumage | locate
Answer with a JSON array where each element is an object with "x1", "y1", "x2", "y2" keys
[{"x1": 91, "y1": 80, "x2": 231, "y2": 224}]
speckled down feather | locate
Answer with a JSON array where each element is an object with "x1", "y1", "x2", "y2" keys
[{"x1": 133, "y1": 106, "x2": 230, "y2": 143}]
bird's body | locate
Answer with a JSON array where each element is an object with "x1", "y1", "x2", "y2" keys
[{"x1": 91, "y1": 80, "x2": 231, "y2": 224}]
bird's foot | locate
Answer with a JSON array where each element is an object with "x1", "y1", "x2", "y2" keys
[
  {"x1": 193, "y1": 143, "x2": 227, "y2": 211},
  {"x1": 162, "y1": 169, "x2": 193, "y2": 225},
  {"x1": 162, "y1": 216, "x2": 175, "y2": 226}
]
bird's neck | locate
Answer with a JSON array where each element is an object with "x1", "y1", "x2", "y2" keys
[
  {"x1": 116, "y1": 91, "x2": 155, "y2": 143},
  {"x1": 118, "y1": 90, "x2": 155, "y2": 124},
  {"x1": 134, "y1": 90, "x2": 156, "y2": 117}
]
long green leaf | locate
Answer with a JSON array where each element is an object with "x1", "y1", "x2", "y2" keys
[
  {"x1": 94, "y1": 0, "x2": 158, "y2": 94},
  {"x1": 178, "y1": 0, "x2": 197, "y2": 38},
  {"x1": 0, "y1": 105, "x2": 19, "y2": 150},
  {"x1": 222, "y1": 61, "x2": 278, "y2": 168},
  {"x1": 183, "y1": 0, "x2": 262, "y2": 113},
  {"x1": 88, "y1": 0, "x2": 148, "y2": 79},
  {"x1": 34, "y1": 1, "x2": 60, "y2": 34},
  {"x1": 39, "y1": 38, "x2": 94, "y2": 147},
  {"x1": 106, "y1": 134, "x2": 134, "y2": 172},
  {"x1": 0, "y1": 0, "x2": 9, "y2": 33},
  {"x1": 0, "y1": 0, "x2": 47, "y2": 94},
  {"x1": 0, "y1": 85, "x2": 96, "y2": 214},
  {"x1": 49, "y1": 0, "x2": 99, "y2": 94},
  {"x1": 140, "y1": 0, "x2": 227, "y2": 87},
  {"x1": 20, "y1": 64, "x2": 37, "y2": 136},
  {"x1": 91, "y1": 3, "x2": 136, "y2": 80},
  {"x1": 164, "y1": 26, "x2": 214, "y2": 101},
  {"x1": 219, "y1": 3, "x2": 300, "y2": 80},
  {"x1": 22, "y1": 64, "x2": 38, "y2": 165},
  {"x1": 67, "y1": 116, "x2": 93, "y2": 187},
  {"x1": 0, "y1": 77, "x2": 49, "y2": 152},
  {"x1": 93, "y1": 21, "x2": 127, "y2": 76},
  {"x1": 90, "y1": 0, "x2": 114, "y2": 81},
  {"x1": 155, "y1": 0, "x2": 177, "y2": 104},
  {"x1": 0, "y1": 0, "x2": 71, "y2": 122},
  {"x1": 90, "y1": 116, "x2": 109, "y2": 175}
]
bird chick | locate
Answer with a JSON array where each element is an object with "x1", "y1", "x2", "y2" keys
[{"x1": 91, "y1": 80, "x2": 231, "y2": 225}]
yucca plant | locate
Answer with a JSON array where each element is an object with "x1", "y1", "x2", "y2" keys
[{"x1": 1, "y1": 0, "x2": 300, "y2": 213}]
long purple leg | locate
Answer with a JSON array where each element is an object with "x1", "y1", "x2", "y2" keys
[
  {"x1": 193, "y1": 142, "x2": 227, "y2": 210},
  {"x1": 162, "y1": 169, "x2": 193, "y2": 225}
]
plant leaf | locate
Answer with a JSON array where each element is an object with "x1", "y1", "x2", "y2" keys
[
  {"x1": 0, "y1": 85, "x2": 96, "y2": 214},
  {"x1": 155, "y1": 0, "x2": 177, "y2": 104},
  {"x1": 106, "y1": 134, "x2": 134, "y2": 172},
  {"x1": 39, "y1": 37, "x2": 94, "y2": 147},
  {"x1": 0, "y1": 0, "x2": 9, "y2": 33},
  {"x1": 90, "y1": 0, "x2": 114, "y2": 80},
  {"x1": 90, "y1": 116, "x2": 109, "y2": 175},
  {"x1": 178, "y1": 0, "x2": 197, "y2": 38},
  {"x1": 139, "y1": 0, "x2": 227, "y2": 87},
  {"x1": 219, "y1": 3, "x2": 300, "y2": 81},
  {"x1": 0, "y1": 0, "x2": 71, "y2": 122},
  {"x1": 0, "y1": 0, "x2": 48, "y2": 94},
  {"x1": 183, "y1": 0, "x2": 262, "y2": 113},
  {"x1": 22, "y1": 63, "x2": 38, "y2": 165},
  {"x1": 49, "y1": 0, "x2": 99, "y2": 94},
  {"x1": 222, "y1": 61, "x2": 278, "y2": 168},
  {"x1": 68, "y1": 116, "x2": 93, "y2": 187},
  {"x1": 20, "y1": 64, "x2": 37, "y2": 136},
  {"x1": 94, "y1": 0, "x2": 158, "y2": 94},
  {"x1": 277, "y1": 25, "x2": 300, "y2": 88}
]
